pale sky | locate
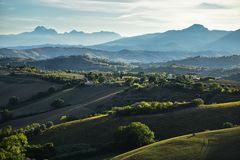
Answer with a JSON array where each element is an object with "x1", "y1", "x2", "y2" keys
[{"x1": 0, "y1": 0, "x2": 240, "y2": 36}]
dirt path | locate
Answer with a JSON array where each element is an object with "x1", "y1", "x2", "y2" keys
[{"x1": 0, "y1": 88, "x2": 124, "y2": 129}]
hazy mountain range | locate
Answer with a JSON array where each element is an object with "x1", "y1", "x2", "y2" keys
[
  {"x1": 0, "y1": 26, "x2": 122, "y2": 47},
  {"x1": 1, "y1": 24, "x2": 239, "y2": 53},
  {"x1": 92, "y1": 24, "x2": 240, "y2": 52},
  {"x1": 0, "y1": 24, "x2": 239, "y2": 63}
]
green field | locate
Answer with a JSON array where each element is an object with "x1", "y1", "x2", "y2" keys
[{"x1": 112, "y1": 126, "x2": 240, "y2": 160}]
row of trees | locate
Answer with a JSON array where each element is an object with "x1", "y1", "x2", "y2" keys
[{"x1": 111, "y1": 99, "x2": 204, "y2": 116}]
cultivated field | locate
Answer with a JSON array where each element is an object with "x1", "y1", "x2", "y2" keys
[{"x1": 0, "y1": 75, "x2": 62, "y2": 106}]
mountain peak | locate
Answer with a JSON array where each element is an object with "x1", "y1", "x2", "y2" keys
[
  {"x1": 33, "y1": 26, "x2": 57, "y2": 34},
  {"x1": 184, "y1": 24, "x2": 209, "y2": 32},
  {"x1": 69, "y1": 30, "x2": 84, "y2": 34}
]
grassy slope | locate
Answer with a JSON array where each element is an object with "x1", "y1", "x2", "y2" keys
[
  {"x1": 110, "y1": 86, "x2": 240, "y2": 109},
  {"x1": 29, "y1": 101, "x2": 240, "y2": 147},
  {"x1": 0, "y1": 75, "x2": 62, "y2": 106},
  {"x1": 12, "y1": 85, "x2": 123, "y2": 117},
  {"x1": 0, "y1": 85, "x2": 125, "y2": 128},
  {"x1": 112, "y1": 126, "x2": 240, "y2": 160}
]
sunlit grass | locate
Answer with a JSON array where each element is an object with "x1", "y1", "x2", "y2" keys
[
  {"x1": 112, "y1": 126, "x2": 240, "y2": 160},
  {"x1": 202, "y1": 101, "x2": 240, "y2": 108},
  {"x1": 52, "y1": 114, "x2": 108, "y2": 129}
]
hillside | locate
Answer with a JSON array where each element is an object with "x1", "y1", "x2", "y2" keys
[
  {"x1": 29, "y1": 101, "x2": 240, "y2": 158},
  {"x1": 0, "y1": 85, "x2": 125, "y2": 128},
  {"x1": 0, "y1": 47, "x2": 193, "y2": 63},
  {"x1": 0, "y1": 26, "x2": 121, "y2": 47},
  {"x1": 0, "y1": 55, "x2": 135, "y2": 71},
  {"x1": 0, "y1": 75, "x2": 62, "y2": 106},
  {"x1": 164, "y1": 55, "x2": 240, "y2": 69},
  {"x1": 1, "y1": 46, "x2": 240, "y2": 64},
  {"x1": 30, "y1": 55, "x2": 133, "y2": 71},
  {"x1": 112, "y1": 126, "x2": 240, "y2": 160}
]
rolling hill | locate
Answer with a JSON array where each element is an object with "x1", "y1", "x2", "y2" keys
[
  {"x1": 29, "y1": 55, "x2": 134, "y2": 71},
  {"x1": 112, "y1": 126, "x2": 240, "y2": 160},
  {"x1": 0, "y1": 75, "x2": 62, "y2": 106},
  {"x1": 29, "y1": 101, "x2": 240, "y2": 154},
  {"x1": 0, "y1": 47, "x2": 192, "y2": 62},
  {"x1": 1, "y1": 46, "x2": 239, "y2": 64},
  {"x1": 163, "y1": 55, "x2": 240, "y2": 69}
]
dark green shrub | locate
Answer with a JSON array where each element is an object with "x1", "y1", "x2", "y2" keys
[
  {"x1": 114, "y1": 122, "x2": 155, "y2": 149},
  {"x1": 33, "y1": 127, "x2": 42, "y2": 135},
  {"x1": 40, "y1": 124, "x2": 47, "y2": 131},
  {"x1": 148, "y1": 76, "x2": 156, "y2": 84},
  {"x1": 51, "y1": 98, "x2": 65, "y2": 108},
  {"x1": 191, "y1": 98, "x2": 204, "y2": 107},
  {"x1": 223, "y1": 122, "x2": 234, "y2": 128},
  {"x1": 26, "y1": 143, "x2": 56, "y2": 159},
  {"x1": 48, "y1": 86, "x2": 56, "y2": 94},
  {"x1": 8, "y1": 96, "x2": 19, "y2": 106},
  {"x1": 0, "y1": 109, "x2": 13, "y2": 122},
  {"x1": 0, "y1": 126, "x2": 13, "y2": 140},
  {"x1": 46, "y1": 121, "x2": 54, "y2": 128}
]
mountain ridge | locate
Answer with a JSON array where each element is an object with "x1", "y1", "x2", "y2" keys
[
  {"x1": 0, "y1": 26, "x2": 122, "y2": 47},
  {"x1": 92, "y1": 24, "x2": 239, "y2": 52}
]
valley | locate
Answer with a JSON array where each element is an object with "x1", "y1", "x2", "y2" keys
[{"x1": 0, "y1": 19, "x2": 239, "y2": 160}]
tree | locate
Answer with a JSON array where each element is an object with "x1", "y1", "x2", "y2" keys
[
  {"x1": 48, "y1": 87, "x2": 56, "y2": 94},
  {"x1": 46, "y1": 121, "x2": 54, "y2": 128},
  {"x1": 0, "y1": 133, "x2": 28, "y2": 160},
  {"x1": 26, "y1": 143, "x2": 56, "y2": 159},
  {"x1": 98, "y1": 75, "x2": 106, "y2": 84},
  {"x1": 114, "y1": 122, "x2": 155, "y2": 149},
  {"x1": 8, "y1": 96, "x2": 19, "y2": 106},
  {"x1": 140, "y1": 76, "x2": 147, "y2": 84},
  {"x1": 0, "y1": 109, "x2": 13, "y2": 122},
  {"x1": 148, "y1": 76, "x2": 156, "y2": 84},
  {"x1": 223, "y1": 122, "x2": 233, "y2": 128},
  {"x1": 191, "y1": 98, "x2": 204, "y2": 107},
  {"x1": 194, "y1": 83, "x2": 204, "y2": 92},
  {"x1": 51, "y1": 98, "x2": 64, "y2": 108}
]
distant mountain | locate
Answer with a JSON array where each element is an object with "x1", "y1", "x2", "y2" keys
[
  {"x1": 92, "y1": 24, "x2": 238, "y2": 52},
  {"x1": 202, "y1": 29, "x2": 240, "y2": 51},
  {"x1": 0, "y1": 26, "x2": 121, "y2": 47}
]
